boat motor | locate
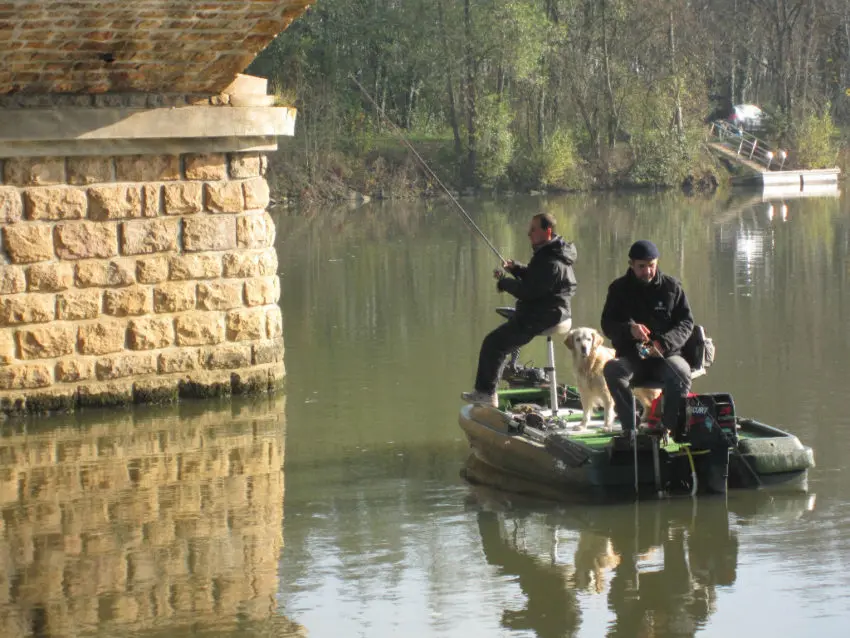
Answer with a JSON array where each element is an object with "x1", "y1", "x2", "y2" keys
[{"x1": 673, "y1": 393, "x2": 737, "y2": 493}]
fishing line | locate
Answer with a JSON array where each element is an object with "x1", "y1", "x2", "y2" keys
[{"x1": 349, "y1": 73, "x2": 507, "y2": 264}]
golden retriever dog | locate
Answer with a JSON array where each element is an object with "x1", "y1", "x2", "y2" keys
[{"x1": 564, "y1": 327, "x2": 660, "y2": 428}]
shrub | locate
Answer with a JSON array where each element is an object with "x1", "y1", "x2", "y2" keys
[{"x1": 792, "y1": 105, "x2": 838, "y2": 169}]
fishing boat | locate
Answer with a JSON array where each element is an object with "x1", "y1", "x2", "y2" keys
[{"x1": 459, "y1": 364, "x2": 815, "y2": 498}]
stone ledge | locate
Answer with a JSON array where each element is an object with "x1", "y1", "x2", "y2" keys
[
  {"x1": 0, "y1": 106, "x2": 295, "y2": 158},
  {"x1": 0, "y1": 363, "x2": 284, "y2": 415},
  {"x1": 0, "y1": 106, "x2": 297, "y2": 141}
]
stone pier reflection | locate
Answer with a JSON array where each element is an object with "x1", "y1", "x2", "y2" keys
[{"x1": 0, "y1": 395, "x2": 300, "y2": 637}]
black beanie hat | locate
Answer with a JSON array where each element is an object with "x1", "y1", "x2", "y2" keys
[{"x1": 628, "y1": 240, "x2": 660, "y2": 260}]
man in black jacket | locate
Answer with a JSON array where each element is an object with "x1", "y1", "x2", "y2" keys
[
  {"x1": 462, "y1": 213, "x2": 577, "y2": 406},
  {"x1": 601, "y1": 240, "x2": 694, "y2": 433}
]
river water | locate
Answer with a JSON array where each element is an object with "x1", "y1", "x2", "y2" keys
[{"x1": 2, "y1": 189, "x2": 850, "y2": 637}]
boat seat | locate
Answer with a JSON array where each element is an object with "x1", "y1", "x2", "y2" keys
[{"x1": 496, "y1": 307, "x2": 571, "y2": 411}]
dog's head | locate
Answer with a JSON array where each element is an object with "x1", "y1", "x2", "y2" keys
[{"x1": 564, "y1": 327, "x2": 604, "y2": 358}]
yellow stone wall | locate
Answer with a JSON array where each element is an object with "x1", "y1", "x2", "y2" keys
[
  {"x1": 0, "y1": 396, "x2": 289, "y2": 636},
  {"x1": 0, "y1": 152, "x2": 284, "y2": 412}
]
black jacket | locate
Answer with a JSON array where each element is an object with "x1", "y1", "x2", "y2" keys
[
  {"x1": 600, "y1": 268, "x2": 694, "y2": 358},
  {"x1": 497, "y1": 236, "x2": 577, "y2": 330}
]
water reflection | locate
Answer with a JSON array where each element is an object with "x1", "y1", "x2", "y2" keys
[
  {"x1": 472, "y1": 487, "x2": 815, "y2": 638},
  {"x1": 0, "y1": 396, "x2": 301, "y2": 638}
]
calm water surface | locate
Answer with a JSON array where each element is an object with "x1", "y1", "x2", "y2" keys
[{"x1": 2, "y1": 189, "x2": 850, "y2": 637}]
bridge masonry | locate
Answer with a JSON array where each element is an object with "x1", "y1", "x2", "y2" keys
[{"x1": 0, "y1": 1, "x2": 315, "y2": 413}]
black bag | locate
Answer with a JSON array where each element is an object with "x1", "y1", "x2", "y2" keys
[{"x1": 681, "y1": 325, "x2": 715, "y2": 371}]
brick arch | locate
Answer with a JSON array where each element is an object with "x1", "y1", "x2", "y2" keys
[{"x1": 0, "y1": 0, "x2": 315, "y2": 94}]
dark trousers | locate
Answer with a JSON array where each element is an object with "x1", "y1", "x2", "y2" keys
[
  {"x1": 474, "y1": 319, "x2": 539, "y2": 395},
  {"x1": 603, "y1": 355, "x2": 691, "y2": 432}
]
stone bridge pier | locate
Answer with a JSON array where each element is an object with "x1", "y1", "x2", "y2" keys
[{"x1": 0, "y1": 1, "x2": 314, "y2": 413}]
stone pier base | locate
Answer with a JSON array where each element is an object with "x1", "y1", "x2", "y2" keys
[{"x1": 0, "y1": 98, "x2": 291, "y2": 414}]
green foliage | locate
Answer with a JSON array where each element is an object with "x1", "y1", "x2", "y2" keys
[
  {"x1": 792, "y1": 106, "x2": 838, "y2": 169},
  {"x1": 538, "y1": 129, "x2": 585, "y2": 191},
  {"x1": 474, "y1": 95, "x2": 515, "y2": 188},
  {"x1": 628, "y1": 129, "x2": 698, "y2": 188}
]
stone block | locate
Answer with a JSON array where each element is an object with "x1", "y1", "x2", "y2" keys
[
  {"x1": 229, "y1": 153, "x2": 261, "y2": 179},
  {"x1": 103, "y1": 286, "x2": 152, "y2": 317},
  {"x1": 78, "y1": 321, "x2": 126, "y2": 355},
  {"x1": 0, "y1": 266, "x2": 26, "y2": 295},
  {"x1": 244, "y1": 277, "x2": 280, "y2": 306},
  {"x1": 242, "y1": 177, "x2": 270, "y2": 210},
  {"x1": 183, "y1": 217, "x2": 236, "y2": 252},
  {"x1": 128, "y1": 317, "x2": 174, "y2": 350},
  {"x1": 23, "y1": 186, "x2": 87, "y2": 220},
  {"x1": 0, "y1": 329, "x2": 15, "y2": 365},
  {"x1": 169, "y1": 254, "x2": 222, "y2": 280},
  {"x1": 133, "y1": 378, "x2": 178, "y2": 404},
  {"x1": 75, "y1": 259, "x2": 135, "y2": 288},
  {"x1": 226, "y1": 308, "x2": 265, "y2": 341},
  {"x1": 143, "y1": 184, "x2": 161, "y2": 217},
  {"x1": 95, "y1": 353, "x2": 157, "y2": 380},
  {"x1": 0, "y1": 294, "x2": 54, "y2": 325},
  {"x1": 3, "y1": 157, "x2": 65, "y2": 186},
  {"x1": 25, "y1": 387, "x2": 78, "y2": 413},
  {"x1": 67, "y1": 156, "x2": 114, "y2": 185},
  {"x1": 0, "y1": 363, "x2": 51, "y2": 389},
  {"x1": 88, "y1": 185, "x2": 143, "y2": 220},
  {"x1": 0, "y1": 187, "x2": 23, "y2": 222},
  {"x1": 158, "y1": 348, "x2": 199, "y2": 373},
  {"x1": 236, "y1": 213, "x2": 274, "y2": 249},
  {"x1": 56, "y1": 289, "x2": 101, "y2": 320},
  {"x1": 2, "y1": 224, "x2": 54, "y2": 263},
  {"x1": 54, "y1": 222, "x2": 118, "y2": 260},
  {"x1": 266, "y1": 306, "x2": 283, "y2": 339},
  {"x1": 136, "y1": 256, "x2": 169, "y2": 284},
  {"x1": 153, "y1": 282, "x2": 195, "y2": 313},
  {"x1": 222, "y1": 251, "x2": 259, "y2": 278},
  {"x1": 16, "y1": 324, "x2": 76, "y2": 359},
  {"x1": 177, "y1": 371, "x2": 232, "y2": 399},
  {"x1": 163, "y1": 182, "x2": 202, "y2": 215},
  {"x1": 174, "y1": 313, "x2": 225, "y2": 346},
  {"x1": 197, "y1": 281, "x2": 242, "y2": 311},
  {"x1": 202, "y1": 344, "x2": 252, "y2": 370},
  {"x1": 204, "y1": 182, "x2": 244, "y2": 213},
  {"x1": 258, "y1": 248, "x2": 278, "y2": 276},
  {"x1": 231, "y1": 368, "x2": 271, "y2": 394},
  {"x1": 115, "y1": 155, "x2": 180, "y2": 182},
  {"x1": 56, "y1": 358, "x2": 95, "y2": 383},
  {"x1": 120, "y1": 218, "x2": 180, "y2": 255},
  {"x1": 185, "y1": 154, "x2": 227, "y2": 181},
  {"x1": 253, "y1": 338, "x2": 284, "y2": 365},
  {"x1": 78, "y1": 381, "x2": 134, "y2": 407},
  {"x1": 26, "y1": 262, "x2": 74, "y2": 292}
]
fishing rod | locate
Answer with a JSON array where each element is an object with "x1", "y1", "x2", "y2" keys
[{"x1": 348, "y1": 73, "x2": 507, "y2": 264}]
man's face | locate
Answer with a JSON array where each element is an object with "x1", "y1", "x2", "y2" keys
[
  {"x1": 528, "y1": 218, "x2": 552, "y2": 248},
  {"x1": 629, "y1": 258, "x2": 658, "y2": 283}
]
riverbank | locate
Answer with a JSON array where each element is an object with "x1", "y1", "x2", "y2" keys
[{"x1": 265, "y1": 134, "x2": 728, "y2": 206}]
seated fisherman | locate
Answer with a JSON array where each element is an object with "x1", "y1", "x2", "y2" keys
[
  {"x1": 601, "y1": 240, "x2": 694, "y2": 433},
  {"x1": 462, "y1": 213, "x2": 577, "y2": 406}
]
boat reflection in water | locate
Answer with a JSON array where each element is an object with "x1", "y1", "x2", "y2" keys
[
  {"x1": 0, "y1": 396, "x2": 303, "y2": 638},
  {"x1": 469, "y1": 458, "x2": 815, "y2": 638}
]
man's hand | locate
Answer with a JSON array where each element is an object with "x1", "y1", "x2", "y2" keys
[
  {"x1": 503, "y1": 259, "x2": 516, "y2": 270},
  {"x1": 630, "y1": 323, "x2": 651, "y2": 341},
  {"x1": 493, "y1": 268, "x2": 506, "y2": 280}
]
